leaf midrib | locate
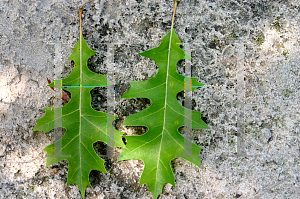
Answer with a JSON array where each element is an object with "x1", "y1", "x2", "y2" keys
[
  {"x1": 155, "y1": 30, "x2": 174, "y2": 190},
  {"x1": 79, "y1": 34, "x2": 83, "y2": 185}
]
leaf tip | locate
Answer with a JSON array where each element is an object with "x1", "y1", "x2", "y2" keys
[
  {"x1": 47, "y1": 82, "x2": 54, "y2": 87},
  {"x1": 138, "y1": 52, "x2": 145, "y2": 57}
]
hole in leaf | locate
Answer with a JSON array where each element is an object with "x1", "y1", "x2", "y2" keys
[
  {"x1": 114, "y1": 83, "x2": 130, "y2": 100},
  {"x1": 90, "y1": 88, "x2": 107, "y2": 112},
  {"x1": 124, "y1": 126, "x2": 148, "y2": 136},
  {"x1": 93, "y1": 141, "x2": 115, "y2": 171},
  {"x1": 122, "y1": 137, "x2": 127, "y2": 145},
  {"x1": 62, "y1": 89, "x2": 71, "y2": 106},
  {"x1": 178, "y1": 126, "x2": 194, "y2": 136},
  {"x1": 176, "y1": 59, "x2": 185, "y2": 76},
  {"x1": 119, "y1": 98, "x2": 151, "y2": 117},
  {"x1": 93, "y1": 141, "x2": 108, "y2": 156},
  {"x1": 176, "y1": 91, "x2": 196, "y2": 109}
]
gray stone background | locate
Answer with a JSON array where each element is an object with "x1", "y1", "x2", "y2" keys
[{"x1": 0, "y1": 0, "x2": 300, "y2": 198}]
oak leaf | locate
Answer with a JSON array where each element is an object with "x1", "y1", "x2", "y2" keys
[{"x1": 118, "y1": 28, "x2": 210, "y2": 198}]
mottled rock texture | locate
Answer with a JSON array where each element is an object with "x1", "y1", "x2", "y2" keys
[{"x1": 0, "y1": 0, "x2": 300, "y2": 198}]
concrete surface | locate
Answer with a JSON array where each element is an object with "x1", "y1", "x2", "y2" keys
[{"x1": 0, "y1": 0, "x2": 300, "y2": 198}]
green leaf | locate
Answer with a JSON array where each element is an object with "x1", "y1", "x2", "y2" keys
[
  {"x1": 117, "y1": 28, "x2": 210, "y2": 198},
  {"x1": 33, "y1": 34, "x2": 125, "y2": 198}
]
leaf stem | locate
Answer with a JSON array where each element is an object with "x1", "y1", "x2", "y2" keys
[
  {"x1": 171, "y1": 0, "x2": 178, "y2": 30},
  {"x1": 79, "y1": 9, "x2": 82, "y2": 37}
]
